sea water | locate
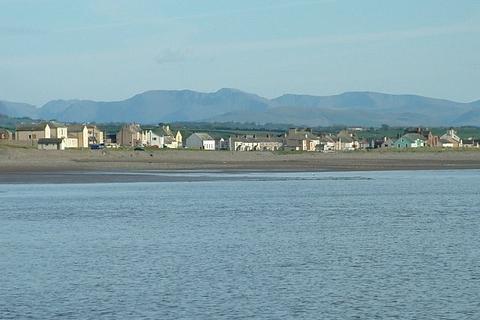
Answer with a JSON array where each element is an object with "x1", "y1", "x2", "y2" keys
[{"x1": 1, "y1": 170, "x2": 480, "y2": 319}]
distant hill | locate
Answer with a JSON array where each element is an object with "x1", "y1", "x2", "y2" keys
[
  {"x1": 0, "y1": 114, "x2": 35, "y2": 130},
  {"x1": 1, "y1": 89, "x2": 479, "y2": 127},
  {"x1": 0, "y1": 100, "x2": 37, "y2": 118}
]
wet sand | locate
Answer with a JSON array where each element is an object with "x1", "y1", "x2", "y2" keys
[{"x1": 1, "y1": 147, "x2": 480, "y2": 183}]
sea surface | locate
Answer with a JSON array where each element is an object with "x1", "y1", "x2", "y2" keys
[{"x1": 1, "y1": 170, "x2": 480, "y2": 319}]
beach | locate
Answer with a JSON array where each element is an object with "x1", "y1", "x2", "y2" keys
[{"x1": 1, "y1": 146, "x2": 480, "y2": 183}]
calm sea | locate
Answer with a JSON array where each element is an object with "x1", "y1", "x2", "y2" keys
[{"x1": 1, "y1": 170, "x2": 480, "y2": 319}]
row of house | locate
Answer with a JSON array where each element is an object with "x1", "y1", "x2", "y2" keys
[
  {"x1": 183, "y1": 128, "x2": 362, "y2": 152},
  {"x1": 10, "y1": 122, "x2": 104, "y2": 150},
  {"x1": 179, "y1": 127, "x2": 480, "y2": 152},
  {"x1": 392, "y1": 128, "x2": 479, "y2": 149},
  {"x1": 5, "y1": 121, "x2": 480, "y2": 152}
]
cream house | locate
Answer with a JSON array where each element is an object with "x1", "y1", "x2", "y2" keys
[
  {"x1": 16, "y1": 123, "x2": 51, "y2": 141},
  {"x1": 50, "y1": 123, "x2": 68, "y2": 140},
  {"x1": 68, "y1": 125, "x2": 89, "y2": 148},
  {"x1": 16, "y1": 122, "x2": 68, "y2": 142}
]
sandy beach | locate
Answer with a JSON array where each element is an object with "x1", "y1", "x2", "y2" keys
[{"x1": 1, "y1": 146, "x2": 480, "y2": 183}]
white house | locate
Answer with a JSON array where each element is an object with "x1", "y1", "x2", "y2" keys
[
  {"x1": 186, "y1": 133, "x2": 216, "y2": 150},
  {"x1": 142, "y1": 129, "x2": 165, "y2": 148}
]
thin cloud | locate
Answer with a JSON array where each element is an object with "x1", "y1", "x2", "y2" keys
[
  {"x1": 0, "y1": 25, "x2": 46, "y2": 36},
  {"x1": 194, "y1": 22, "x2": 480, "y2": 54},
  {"x1": 155, "y1": 48, "x2": 191, "y2": 65}
]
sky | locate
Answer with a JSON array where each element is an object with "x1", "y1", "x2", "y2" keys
[{"x1": 1, "y1": 0, "x2": 479, "y2": 106}]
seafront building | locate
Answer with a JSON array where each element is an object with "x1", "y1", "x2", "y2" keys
[
  {"x1": 37, "y1": 138, "x2": 66, "y2": 150},
  {"x1": 394, "y1": 133, "x2": 427, "y2": 148},
  {"x1": 186, "y1": 133, "x2": 216, "y2": 150},
  {"x1": 284, "y1": 128, "x2": 320, "y2": 151},
  {"x1": 67, "y1": 125, "x2": 89, "y2": 148},
  {"x1": 116, "y1": 123, "x2": 142, "y2": 147},
  {"x1": 229, "y1": 134, "x2": 283, "y2": 151},
  {"x1": 439, "y1": 129, "x2": 462, "y2": 148},
  {"x1": 14, "y1": 122, "x2": 105, "y2": 149},
  {"x1": 9, "y1": 121, "x2": 479, "y2": 152},
  {"x1": 0, "y1": 128, "x2": 12, "y2": 140},
  {"x1": 15, "y1": 122, "x2": 67, "y2": 142}
]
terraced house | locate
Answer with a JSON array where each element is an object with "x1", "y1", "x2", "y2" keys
[{"x1": 229, "y1": 134, "x2": 283, "y2": 151}]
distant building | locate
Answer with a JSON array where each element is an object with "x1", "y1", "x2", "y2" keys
[
  {"x1": 37, "y1": 138, "x2": 65, "y2": 150},
  {"x1": 67, "y1": 125, "x2": 89, "y2": 148},
  {"x1": 394, "y1": 133, "x2": 426, "y2": 148},
  {"x1": 0, "y1": 128, "x2": 12, "y2": 140},
  {"x1": 216, "y1": 138, "x2": 229, "y2": 150},
  {"x1": 335, "y1": 130, "x2": 359, "y2": 151},
  {"x1": 229, "y1": 134, "x2": 283, "y2": 151},
  {"x1": 87, "y1": 125, "x2": 104, "y2": 145},
  {"x1": 116, "y1": 123, "x2": 142, "y2": 147},
  {"x1": 462, "y1": 138, "x2": 480, "y2": 148},
  {"x1": 369, "y1": 137, "x2": 394, "y2": 149},
  {"x1": 186, "y1": 133, "x2": 216, "y2": 150},
  {"x1": 439, "y1": 129, "x2": 462, "y2": 148},
  {"x1": 316, "y1": 135, "x2": 336, "y2": 152},
  {"x1": 404, "y1": 128, "x2": 438, "y2": 147},
  {"x1": 141, "y1": 128, "x2": 164, "y2": 148},
  {"x1": 16, "y1": 122, "x2": 67, "y2": 142},
  {"x1": 142, "y1": 125, "x2": 183, "y2": 148},
  {"x1": 284, "y1": 128, "x2": 319, "y2": 151},
  {"x1": 173, "y1": 130, "x2": 183, "y2": 149}
]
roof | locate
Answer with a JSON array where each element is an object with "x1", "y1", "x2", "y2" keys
[
  {"x1": 400, "y1": 133, "x2": 426, "y2": 142},
  {"x1": 16, "y1": 121, "x2": 66, "y2": 131},
  {"x1": 286, "y1": 129, "x2": 319, "y2": 140},
  {"x1": 16, "y1": 123, "x2": 49, "y2": 131},
  {"x1": 67, "y1": 124, "x2": 87, "y2": 133},
  {"x1": 151, "y1": 127, "x2": 174, "y2": 137},
  {"x1": 190, "y1": 132, "x2": 214, "y2": 141},
  {"x1": 319, "y1": 135, "x2": 336, "y2": 143},
  {"x1": 439, "y1": 136, "x2": 460, "y2": 144},
  {"x1": 230, "y1": 135, "x2": 283, "y2": 143},
  {"x1": 0, "y1": 128, "x2": 12, "y2": 134},
  {"x1": 336, "y1": 135, "x2": 354, "y2": 143},
  {"x1": 38, "y1": 138, "x2": 63, "y2": 144}
]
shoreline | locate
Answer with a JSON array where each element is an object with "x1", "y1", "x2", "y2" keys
[{"x1": 2, "y1": 148, "x2": 480, "y2": 183}]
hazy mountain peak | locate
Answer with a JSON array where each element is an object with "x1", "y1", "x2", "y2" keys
[{"x1": 1, "y1": 89, "x2": 479, "y2": 126}]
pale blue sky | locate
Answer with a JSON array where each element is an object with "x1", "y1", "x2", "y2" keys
[{"x1": 1, "y1": 0, "x2": 479, "y2": 105}]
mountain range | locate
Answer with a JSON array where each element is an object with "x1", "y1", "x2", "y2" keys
[{"x1": 1, "y1": 88, "x2": 479, "y2": 127}]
